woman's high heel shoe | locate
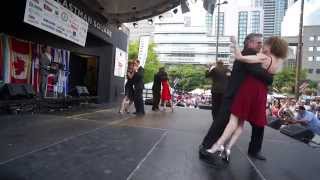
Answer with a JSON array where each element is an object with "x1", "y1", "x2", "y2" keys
[
  {"x1": 207, "y1": 144, "x2": 225, "y2": 155},
  {"x1": 217, "y1": 145, "x2": 225, "y2": 157},
  {"x1": 223, "y1": 148, "x2": 231, "y2": 163}
]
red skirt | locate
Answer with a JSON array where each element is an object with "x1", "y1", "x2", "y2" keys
[
  {"x1": 230, "y1": 75, "x2": 268, "y2": 127},
  {"x1": 161, "y1": 80, "x2": 171, "y2": 101}
]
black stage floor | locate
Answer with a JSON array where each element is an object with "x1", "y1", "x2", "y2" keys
[{"x1": 0, "y1": 106, "x2": 319, "y2": 180}]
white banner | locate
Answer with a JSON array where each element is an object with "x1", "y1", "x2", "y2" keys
[
  {"x1": 138, "y1": 36, "x2": 150, "y2": 67},
  {"x1": 24, "y1": 0, "x2": 88, "y2": 47},
  {"x1": 114, "y1": 48, "x2": 128, "y2": 77}
]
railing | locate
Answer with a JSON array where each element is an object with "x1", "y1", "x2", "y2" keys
[{"x1": 143, "y1": 88, "x2": 153, "y2": 100}]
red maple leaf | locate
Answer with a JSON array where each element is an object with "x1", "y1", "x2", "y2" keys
[{"x1": 13, "y1": 57, "x2": 25, "y2": 75}]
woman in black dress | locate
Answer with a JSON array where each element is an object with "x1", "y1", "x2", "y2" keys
[{"x1": 119, "y1": 62, "x2": 135, "y2": 114}]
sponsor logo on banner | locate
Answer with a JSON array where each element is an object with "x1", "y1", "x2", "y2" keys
[
  {"x1": 61, "y1": 12, "x2": 68, "y2": 22},
  {"x1": 24, "y1": 0, "x2": 88, "y2": 47},
  {"x1": 54, "y1": 0, "x2": 112, "y2": 37},
  {"x1": 29, "y1": 1, "x2": 42, "y2": 11},
  {"x1": 44, "y1": 4, "x2": 53, "y2": 13}
]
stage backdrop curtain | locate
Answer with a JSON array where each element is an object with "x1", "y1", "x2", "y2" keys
[
  {"x1": 0, "y1": 34, "x2": 3, "y2": 82},
  {"x1": 9, "y1": 37, "x2": 31, "y2": 84},
  {"x1": 2, "y1": 35, "x2": 10, "y2": 83}
]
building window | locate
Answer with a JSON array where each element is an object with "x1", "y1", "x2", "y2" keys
[
  {"x1": 309, "y1": 36, "x2": 315, "y2": 41},
  {"x1": 318, "y1": 36, "x2": 320, "y2": 41},
  {"x1": 316, "y1": 57, "x2": 320, "y2": 61},
  {"x1": 317, "y1": 47, "x2": 320, "y2": 52},
  {"x1": 251, "y1": 11, "x2": 260, "y2": 33},
  {"x1": 309, "y1": 47, "x2": 314, "y2": 52},
  {"x1": 288, "y1": 59, "x2": 296, "y2": 69},
  {"x1": 238, "y1": 11, "x2": 248, "y2": 46},
  {"x1": 215, "y1": 12, "x2": 225, "y2": 36},
  {"x1": 308, "y1": 69, "x2": 314, "y2": 74},
  {"x1": 308, "y1": 56, "x2": 314, "y2": 61},
  {"x1": 316, "y1": 69, "x2": 320, "y2": 74}
]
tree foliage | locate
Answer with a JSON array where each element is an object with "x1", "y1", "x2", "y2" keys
[
  {"x1": 167, "y1": 65, "x2": 210, "y2": 91},
  {"x1": 128, "y1": 40, "x2": 139, "y2": 60},
  {"x1": 128, "y1": 40, "x2": 161, "y2": 83},
  {"x1": 144, "y1": 43, "x2": 161, "y2": 83},
  {"x1": 273, "y1": 68, "x2": 307, "y2": 94}
]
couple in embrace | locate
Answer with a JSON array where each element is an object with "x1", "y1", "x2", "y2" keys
[
  {"x1": 200, "y1": 33, "x2": 288, "y2": 164},
  {"x1": 152, "y1": 67, "x2": 173, "y2": 112},
  {"x1": 119, "y1": 59, "x2": 145, "y2": 115}
]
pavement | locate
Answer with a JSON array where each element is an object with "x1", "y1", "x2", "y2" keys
[{"x1": 0, "y1": 105, "x2": 319, "y2": 180}]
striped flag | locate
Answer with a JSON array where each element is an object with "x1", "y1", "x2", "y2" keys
[{"x1": 299, "y1": 81, "x2": 309, "y2": 93}]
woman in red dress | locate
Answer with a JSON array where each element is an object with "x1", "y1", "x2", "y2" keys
[
  {"x1": 161, "y1": 72, "x2": 173, "y2": 112},
  {"x1": 207, "y1": 37, "x2": 288, "y2": 162}
]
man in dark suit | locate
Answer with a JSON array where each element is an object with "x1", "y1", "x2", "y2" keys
[
  {"x1": 133, "y1": 59, "x2": 145, "y2": 115},
  {"x1": 152, "y1": 67, "x2": 164, "y2": 111},
  {"x1": 199, "y1": 33, "x2": 273, "y2": 162},
  {"x1": 206, "y1": 60, "x2": 231, "y2": 120}
]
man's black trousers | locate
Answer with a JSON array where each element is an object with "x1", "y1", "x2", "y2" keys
[
  {"x1": 134, "y1": 89, "x2": 145, "y2": 114},
  {"x1": 211, "y1": 92, "x2": 224, "y2": 120},
  {"x1": 152, "y1": 91, "x2": 161, "y2": 110}
]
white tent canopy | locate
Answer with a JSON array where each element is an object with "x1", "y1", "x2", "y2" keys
[
  {"x1": 271, "y1": 92, "x2": 287, "y2": 98},
  {"x1": 189, "y1": 88, "x2": 205, "y2": 95}
]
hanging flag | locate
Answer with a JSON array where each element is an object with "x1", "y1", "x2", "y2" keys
[
  {"x1": 138, "y1": 36, "x2": 150, "y2": 67},
  {"x1": 31, "y1": 44, "x2": 40, "y2": 92},
  {"x1": 64, "y1": 50, "x2": 70, "y2": 96},
  {"x1": 299, "y1": 81, "x2": 309, "y2": 93},
  {"x1": 9, "y1": 37, "x2": 31, "y2": 84}
]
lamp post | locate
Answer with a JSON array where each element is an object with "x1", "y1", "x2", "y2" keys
[
  {"x1": 295, "y1": 0, "x2": 304, "y2": 100},
  {"x1": 215, "y1": 0, "x2": 228, "y2": 62}
]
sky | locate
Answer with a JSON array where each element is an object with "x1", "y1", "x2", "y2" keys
[
  {"x1": 184, "y1": 0, "x2": 320, "y2": 36},
  {"x1": 186, "y1": 0, "x2": 252, "y2": 26},
  {"x1": 282, "y1": 0, "x2": 320, "y2": 36}
]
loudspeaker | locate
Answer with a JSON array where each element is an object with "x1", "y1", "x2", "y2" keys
[
  {"x1": 0, "y1": 84, "x2": 35, "y2": 100},
  {"x1": 181, "y1": 0, "x2": 190, "y2": 14},
  {"x1": 280, "y1": 124, "x2": 314, "y2": 142},
  {"x1": 75, "y1": 86, "x2": 89, "y2": 96}
]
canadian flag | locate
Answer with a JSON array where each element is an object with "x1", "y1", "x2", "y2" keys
[{"x1": 10, "y1": 37, "x2": 31, "y2": 84}]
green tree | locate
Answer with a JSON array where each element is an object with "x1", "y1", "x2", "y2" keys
[
  {"x1": 128, "y1": 40, "x2": 139, "y2": 60},
  {"x1": 144, "y1": 43, "x2": 161, "y2": 83},
  {"x1": 127, "y1": 41, "x2": 161, "y2": 83},
  {"x1": 273, "y1": 68, "x2": 307, "y2": 94},
  {"x1": 167, "y1": 65, "x2": 210, "y2": 91},
  {"x1": 308, "y1": 80, "x2": 318, "y2": 89}
]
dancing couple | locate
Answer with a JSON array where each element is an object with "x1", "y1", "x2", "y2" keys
[
  {"x1": 119, "y1": 59, "x2": 145, "y2": 115},
  {"x1": 200, "y1": 33, "x2": 288, "y2": 164},
  {"x1": 152, "y1": 67, "x2": 173, "y2": 112}
]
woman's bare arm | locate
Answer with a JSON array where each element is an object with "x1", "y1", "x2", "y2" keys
[
  {"x1": 235, "y1": 52, "x2": 268, "y2": 64},
  {"x1": 230, "y1": 36, "x2": 268, "y2": 64}
]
